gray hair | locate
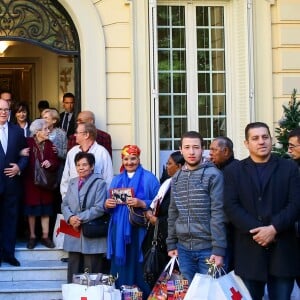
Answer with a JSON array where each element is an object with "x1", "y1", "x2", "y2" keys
[{"x1": 30, "y1": 118, "x2": 47, "y2": 136}]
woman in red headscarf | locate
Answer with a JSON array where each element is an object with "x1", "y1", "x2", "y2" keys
[{"x1": 105, "y1": 145, "x2": 160, "y2": 298}]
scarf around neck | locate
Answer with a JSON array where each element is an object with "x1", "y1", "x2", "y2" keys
[{"x1": 107, "y1": 165, "x2": 146, "y2": 265}]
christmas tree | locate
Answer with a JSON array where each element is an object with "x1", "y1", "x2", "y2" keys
[{"x1": 272, "y1": 89, "x2": 300, "y2": 157}]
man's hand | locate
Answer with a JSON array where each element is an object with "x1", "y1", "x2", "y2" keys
[
  {"x1": 4, "y1": 163, "x2": 20, "y2": 177},
  {"x1": 168, "y1": 249, "x2": 178, "y2": 257},
  {"x1": 250, "y1": 225, "x2": 277, "y2": 247},
  {"x1": 208, "y1": 254, "x2": 223, "y2": 267}
]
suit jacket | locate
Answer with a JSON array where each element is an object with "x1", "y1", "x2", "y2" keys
[
  {"x1": 59, "y1": 111, "x2": 75, "y2": 138},
  {"x1": 0, "y1": 123, "x2": 28, "y2": 194},
  {"x1": 224, "y1": 155, "x2": 300, "y2": 281},
  {"x1": 61, "y1": 173, "x2": 107, "y2": 254}
]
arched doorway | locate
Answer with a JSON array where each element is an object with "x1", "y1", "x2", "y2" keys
[{"x1": 0, "y1": 0, "x2": 80, "y2": 118}]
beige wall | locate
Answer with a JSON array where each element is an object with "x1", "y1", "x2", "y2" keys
[{"x1": 271, "y1": 0, "x2": 300, "y2": 133}]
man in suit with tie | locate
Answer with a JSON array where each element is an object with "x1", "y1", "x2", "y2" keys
[
  {"x1": 0, "y1": 99, "x2": 28, "y2": 266},
  {"x1": 59, "y1": 92, "x2": 76, "y2": 138}
]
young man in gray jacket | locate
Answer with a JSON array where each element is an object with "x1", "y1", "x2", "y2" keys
[{"x1": 166, "y1": 131, "x2": 226, "y2": 282}]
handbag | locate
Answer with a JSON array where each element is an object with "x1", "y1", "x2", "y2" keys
[
  {"x1": 147, "y1": 257, "x2": 188, "y2": 300},
  {"x1": 128, "y1": 206, "x2": 148, "y2": 227},
  {"x1": 143, "y1": 220, "x2": 167, "y2": 287},
  {"x1": 81, "y1": 178, "x2": 110, "y2": 238},
  {"x1": 33, "y1": 147, "x2": 57, "y2": 190}
]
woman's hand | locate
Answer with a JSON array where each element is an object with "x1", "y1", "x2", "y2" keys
[
  {"x1": 145, "y1": 210, "x2": 157, "y2": 225},
  {"x1": 126, "y1": 197, "x2": 146, "y2": 208},
  {"x1": 105, "y1": 198, "x2": 117, "y2": 209},
  {"x1": 41, "y1": 160, "x2": 51, "y2": 168},
  {"x1": 20, "y1": 147, "x2": 30, "y2": 156},
  {"x1": 69, "y1": 215, "x2": 81, "y2": 230}
]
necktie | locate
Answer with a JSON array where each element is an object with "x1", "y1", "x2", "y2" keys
[
  {"x1": 0, "y1": 125, "x2": 7, "y2": 153},
  {"x1": 62, "y1": 112, "x2": 69, "y2": 131}
]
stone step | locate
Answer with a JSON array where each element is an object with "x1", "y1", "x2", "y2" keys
[
  {"x1": 0, "y1": 260, "x2": 67, "y2": 281},
  {"x1": 0, "y1": 280, "x2": 64, "y2": 300},
  {"x1": 14, "y1": 241, "x2": 68, "y2": 261}
]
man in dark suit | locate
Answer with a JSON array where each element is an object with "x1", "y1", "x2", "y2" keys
[
  {"x1": 59, "y1": 92, "x2": 76, "y2": 138},
  {"x1": 67, "y1": 110, "x2": 112, "y2": 158},
  {"x1": 224, "y1": 122, "x2": 300, "y2": 300},
  {"x1": 0, "y1": 99, "x2": 28, "y2": 266}
]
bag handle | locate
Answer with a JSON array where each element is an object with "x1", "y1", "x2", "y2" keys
[
  {"x1": 152, "y1": 219, "x2": 159, "y2": 245},
  {"x1": 81, "y1": 178, "x2": 99, "y2": 211},
  {"x1": 164, "y1": 256, "x2": 180, "y2": 277}
]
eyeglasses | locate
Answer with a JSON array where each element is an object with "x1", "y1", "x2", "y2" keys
[
  {"x1": 0, "y1": 108, "x2": 10, "y2": 113},
  {"x1": 63, "y1": 102, "x2": 74, "y2": 105},
  {"x1": 75, "y1": 131, "x2": 86, "y2": 135},
  {"x1": 288, "y1": 144, "x2": 300, "y2": 150}
]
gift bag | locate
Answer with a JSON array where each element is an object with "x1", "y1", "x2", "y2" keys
[
  {"x1": 53, "y1": 213, "x2": 65, "y2": 249},
  {"x1": 62, "y1": 283, "x2": 104, "y2": 300},
  {"x1": 209, "y1": 271, "x2": 252, "y2": 300},
  {"x1": 184, "y1": 273, "x2": 213, "y2": 300},
  {"x1": 120, "y1": 285, "x2": 143, "y2": 300},
  {"x1": 147, "y1": 257, "x2": 188, "y2": 300}
]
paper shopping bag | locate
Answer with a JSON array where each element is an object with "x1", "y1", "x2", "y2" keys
[
  {"x1": 209, "y1": 271, "x2": 252, "y2": 300},
  {"x1": 184, "y1": 273, "x2": 213, "y2": 300},
  {"x1": 53, "y1": 213, "x2": 65, "y2": 249},
  {"x1": 62, "y1": 283, "x2": 104, "y2": 300}
]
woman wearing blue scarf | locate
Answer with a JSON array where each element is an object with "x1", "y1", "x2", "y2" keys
[{"x1": 105, "y1": 145, "x2": 160, "y2": 298}]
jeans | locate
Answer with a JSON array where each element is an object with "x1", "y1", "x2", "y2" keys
[
  {"x1": 242, "y1": 275, "x2": 294, "y2": 300},
  {"x1": 177, "y1": 243, "x2": 212, "y2": 283}
]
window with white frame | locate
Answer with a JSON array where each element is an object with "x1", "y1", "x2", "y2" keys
[{"x1": 157, "y1": 3, "x2": 226, "y2": 151}]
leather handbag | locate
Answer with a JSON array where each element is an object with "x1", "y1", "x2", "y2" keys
[
  {"x1": 143, "y1": 220, "x2": 162, "y2": 287},
  {"x1": 81, "y1": 178, "x2": 110, "y2": 238},
  {"x1": 128, "y1": 206, "x2": 148, "y2": 227},
  {"x1": 33, "y1": 148, "x2": 57, "y2": 190}
]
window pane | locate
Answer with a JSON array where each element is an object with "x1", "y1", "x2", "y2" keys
[
  {"x1": 174, "y1": 118, "x2": 187, "y2": 138},
  {"x1": 159, "y1": 95, "x2": 171, "y2": 115},
  {"x1": 160, "y1": 118, "x2": 172, "y2": 138},
  {"x1": 173, "y1": 50, "x2": 186, "y2": 70},
  {"x1": 197, "y1": 28, "x2": 209, "y2": 48},
  {"x1": 211, "y1": 7, "x2": 224, "y2": 26},
  {"x1": 196, "y1": 7, "x2": 208, "y2": 26},
  {"x1": 172, "y1": 28, "x2": 185, "y2": 48},
  {"x1": 212, "y1": 51, "x2": 224, "y2": 71},
  {"x1": 157, "y1": 6, "x2": 169, "y2": 26},
  {"x1": 172, "y1": 6, "x2": 185, "y2": 26},
  {"x1": 212, "y1": 73, "x2": 225, "y2": 93},
  {"x1": 198, "y1": 95, "x2": 211, "y2": 115},
  {"x1": 197, "y1": 51, "x2": 209, "y2": 71},
  {"x1": 159, "y1": 72, "x2": 171, "y2": 93},
  {"x1": 199, "y1": 118, "x2": 211, "y2": 139},
  {"x1": 198, "y1": 73, "x2": 210, "y2": 93},
  {"x1": 213, "y1": 117, "x2": 226, "y2": 136},
  {"x1": 158, "y1": 28, "x2": 170, "y2": 48},
  {"x1": 158, "y1": 51, "x2": 170, "y2": 70},
  {"x1": 160, "y1": 140, "x2": 172, "y2": 150},
  {"x1": 212, "y1": 95, "x2": 226, "y2": 115},
  {"x1": 173, "y1": 73, "x2": 186, "y2": 93},
  {"x1": 211, "y1": 29, "x2": 224, "y2": 48},
  {"x1": 174, "y1": 95, "x2": 187, "y2": 115}
]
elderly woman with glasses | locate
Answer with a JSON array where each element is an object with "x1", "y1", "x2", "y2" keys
[
  {"x1": 23, "y1": 119, "x2": 59, "y2": 249},
  {"x1": 105, "y1": 145, "x2": 160, "y2": 299}
]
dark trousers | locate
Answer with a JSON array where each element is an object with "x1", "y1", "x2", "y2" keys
[
  {"x1": 242, "y1": 275, "x2": 294, "y2": 300},
  {"x1": 0, "y1": 193, "x2": 19, "y2": 258},
  {"x1": 67, "y1": 252, "x2": 104, "y2": 283}
]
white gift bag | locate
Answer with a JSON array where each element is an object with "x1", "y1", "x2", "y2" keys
[
  {"x1": 184, "y1": 273, "x2": 213, "y2": 300},
  {"x1": 209, "y1": 271, "x2": 252, "y2": 300},
  {"x1": 62, "y1": 283, "x2": 104, "y2": 300},
  {"x1": 53, "y1": 213, "x2": 65, "y2": 249}
]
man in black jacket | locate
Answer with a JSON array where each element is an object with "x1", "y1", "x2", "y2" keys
[
  {"x1": 59, "y1": 92, "x2": 75, "y2": 138},
  {"x1": 224, "y1": 122, "x2": 300, "y2": 300}
]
